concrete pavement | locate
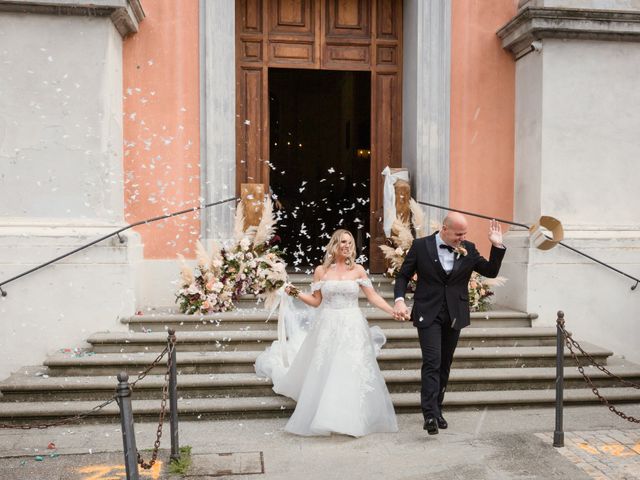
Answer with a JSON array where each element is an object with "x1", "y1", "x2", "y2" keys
[{"x1": 0, "y1": 405, "x2": 638, "y2": 479}]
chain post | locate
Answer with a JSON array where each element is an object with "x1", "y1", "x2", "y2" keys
[
  {"x1": 554, "y1": 311, "x2": 565, "y2": 448},
  {"x1": 168, "y1": 328, "x2": 180, "y2": 462},
  {"x1": 116, "y1": 372, "x2": 140, "y2": 480}
]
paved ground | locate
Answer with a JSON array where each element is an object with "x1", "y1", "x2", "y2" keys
[{"x1": 0, "y1": 405, "x2": 639, "y2": 479}]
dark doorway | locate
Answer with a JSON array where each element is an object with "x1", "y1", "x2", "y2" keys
[{"x1": 269, "y1": 69, "x2": 371, "y2": 271}]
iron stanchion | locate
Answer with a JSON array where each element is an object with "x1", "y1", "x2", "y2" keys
[
  {"x1": 168, "y1": 329, "x2": 180, "y2": 462},
  {"x1": 117, "y1": 372, "x2": 140, "y2": 480},
  {"x1": 553, "y1": 311, "x2": 565, "y2": 448}
]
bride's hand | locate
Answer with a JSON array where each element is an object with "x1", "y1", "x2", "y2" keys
[{"x1": 285, "y1": 284, "x2": 300, "y2": 297}]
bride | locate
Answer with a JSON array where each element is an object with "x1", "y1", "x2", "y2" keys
[{"x1": 255, "y1": 229, "x2": 399, "y2": 437}]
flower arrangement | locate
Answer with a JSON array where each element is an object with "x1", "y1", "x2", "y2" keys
[
  {"x1": 224, "y1": 199, "x2": 287, "y2": 307},
  {"x1": 379, "y1": 199, "x2": 506, "y2": 311},
  {"x1": 175, "y1": 198, "x2": 288, "y2": 314},
  {"x1": 175, "y1": 241, "x2": 235, "y2": 314},
  {"x1": 468, "y1": 271, "x2": 507, "y2": 312},
  {"x1": 379, "y1": 199, "x2": 427, "y2": 291}
]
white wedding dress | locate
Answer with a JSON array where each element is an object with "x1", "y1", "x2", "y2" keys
[{"x1": 254, "y1": 279, "x2": 398, "y2": 437}]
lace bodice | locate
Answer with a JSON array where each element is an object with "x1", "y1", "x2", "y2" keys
[{"x1": 310, "y1": 279, "x2": 372, "y2": 310}]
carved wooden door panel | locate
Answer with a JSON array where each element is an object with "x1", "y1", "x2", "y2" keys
[{"x1": 236, "y1": 0, "x2": 402, "y2": 272}]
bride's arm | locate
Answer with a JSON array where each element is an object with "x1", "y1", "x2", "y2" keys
[
  {"x1": 287, "y1": 266, "x2": 323, "y2": 308},
  {"x1": 356, "y1": 267, "x2": 396, "y2": 317}
]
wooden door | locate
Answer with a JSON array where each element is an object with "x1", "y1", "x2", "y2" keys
[{"x1": 236, "y1": 0, "x2": 402, "y2": 272}]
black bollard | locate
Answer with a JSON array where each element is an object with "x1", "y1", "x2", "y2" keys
[
  {"x1": 168, "y1": 329, "x2": 180, "y2": 462},
  {"x1": 553, "y1": 311, "x2": 565, "y2": 448},
  {"x1": 117, "y1": 372, "x2": 140, "y2": 480}
]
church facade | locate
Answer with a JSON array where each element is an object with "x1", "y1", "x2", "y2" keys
[{"x1": 0, "y1": 0, "x2": 638, "y2": 380}]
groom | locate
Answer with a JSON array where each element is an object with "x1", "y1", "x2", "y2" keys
[{"x1": 393, "y1": 212, "x2": 506, "y2": 435}]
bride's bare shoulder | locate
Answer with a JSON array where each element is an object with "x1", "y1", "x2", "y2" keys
[
  {"x1": 314, "y1": 265, "x2": 326, "y2": 280},
  {"x1": 354, "y1": 264, "x2": 367, "y2": 276}
]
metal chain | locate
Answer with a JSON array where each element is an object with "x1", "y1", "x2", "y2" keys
[
  {"x1": 130, "y1": 345, "x2": 170, "y2": 390},
  {"x1": 559, "y1": 324, "x2": 640, "y2": 390},
  {"x1": 559, "y1": 324, "x2": 640, "y2": 423},
  {"x1": 0, "y1": 396, "x2": 117, "y2": 430},
  {"x1": 137, "y1": 335, "x2": 175, "y2": 469}
]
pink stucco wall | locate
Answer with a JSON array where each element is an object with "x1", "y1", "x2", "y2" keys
[
  {"x1": 123, "y1": 0, "x2": 201, "y2": 259},
  {"x1": 450, "y1": 0, "x2": 517, "y2": 254}
]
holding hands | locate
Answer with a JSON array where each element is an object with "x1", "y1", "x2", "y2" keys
[{"x1": 393, "y1": 300, "x2": 410, "y2": 322}]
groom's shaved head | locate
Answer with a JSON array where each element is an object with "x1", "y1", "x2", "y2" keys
[
  {"x1": 441, "y1": 212, "x2": 468, "y2": 246},
  {"x1": 443, "y1": 212, "x2": 467, "y2": 230}
]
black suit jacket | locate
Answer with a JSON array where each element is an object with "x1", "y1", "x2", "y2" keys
[{"x1": 394, "y1": 232, "x2": 506, "y2": 330}]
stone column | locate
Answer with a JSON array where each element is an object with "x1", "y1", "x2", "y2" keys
[
  {"x1": 201, "y1": 0, "x2": 236, "y2": 243},
  {"x1": 402, "y1": 0, "x2": 451, "y2": 225},
  {"x1": 497, "y1": 0, "x2": 640, "y2": 363}
]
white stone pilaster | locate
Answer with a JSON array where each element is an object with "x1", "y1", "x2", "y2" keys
[
  {"x1": 402, "y1": 0, "x2": 451, "y2": 224},
  {"x1": 497, "y1": 2, "x2": 640, "y2": 363},
  {"x1": 0, "y1": 2, "x2": 144, "y2": 380},
  {"x1": 201, "y1": 0, "x2": 236, "y2": 243}
]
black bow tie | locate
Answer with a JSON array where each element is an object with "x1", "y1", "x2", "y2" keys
[{"x1": 439, "y1": 244, "x2": 455, "y2": 253}]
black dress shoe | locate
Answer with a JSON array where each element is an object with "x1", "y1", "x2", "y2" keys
[
  {"x1": 423, "y1": 416, "x2": 439, "y2": 435},
  {"x1": 436, "y1": 415, "x2": 448, "y2": 430}
]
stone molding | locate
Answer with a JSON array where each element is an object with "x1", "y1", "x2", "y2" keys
[
  {"x1": 0, "y1": 0, "x2": 145, "y2": 37},
  {"x1": 498, "y1": 6, "x2": 640, "y2": 55}
]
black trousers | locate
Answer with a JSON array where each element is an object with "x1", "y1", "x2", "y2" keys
[{"x1": 417, "y1": 305, "x2": 461, "y2": 419}]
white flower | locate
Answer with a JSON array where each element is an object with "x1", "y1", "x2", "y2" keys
[{"x1": 240, "y1": 238, "x2": 251, "y2": 251}]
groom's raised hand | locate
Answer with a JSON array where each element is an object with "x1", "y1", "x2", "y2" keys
[{"x1": 488, "y1": 219, "x2": 505, "y2": 248}]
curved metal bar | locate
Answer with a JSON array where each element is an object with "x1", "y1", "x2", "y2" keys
[
  {"x1": 0, "y1": 197, "x2": 238, "y2": 293},
  {"x1": 416, "y1": 200, "x2": 639, "y2": 291},
  {"x1": 416, "y1": 200, "x2": 529, "y2": 230},
  {"x1": 557, "y1": 240, "x2": 640, "y2": 289}
]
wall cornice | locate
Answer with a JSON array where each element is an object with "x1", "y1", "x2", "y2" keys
[
  {"x1": 0, "y1": 0, "x2": 145, "y2": 37},
  {"x1": 498, "y1": 6, "x2": 640, "y2": 55}
]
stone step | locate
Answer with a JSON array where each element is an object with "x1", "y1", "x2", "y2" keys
[
  {"x1": 1, "y1": 387, "x2": 640, "y2": 422},
  {"x1": 121, "y1": 308, "x2": 536, "y2": 332},
  {"x1": 86, "y1": 327, "x2": 558, "y2": 353},
  {"x1": 41, "y1": 344, "x2": 611, "y2": 376},
  {"x1": 2, "y1": 364, "x2": 639, "y2": 402}
]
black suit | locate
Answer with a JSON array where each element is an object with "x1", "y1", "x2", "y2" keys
[{"x1": 394, "y1": 232, "x2": 506, "y2": 419}]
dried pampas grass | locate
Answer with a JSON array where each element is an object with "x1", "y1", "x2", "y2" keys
[
  {"x1": 176, "y1": 253, "x2": 194, "y2": 286},
  {"x1": 410, "y1": 199, "x2": 427, "y2": 238},
  {"x1": 233, "y1": 202, "x2": 246, "y2": 243},
  {"x1": 254, "y1": 198, "x2": 275, "y2": 247}
]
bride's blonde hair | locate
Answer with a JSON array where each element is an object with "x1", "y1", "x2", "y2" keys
[{"x1": 322, "y1": 229, "x2": 356, "y2": 270}]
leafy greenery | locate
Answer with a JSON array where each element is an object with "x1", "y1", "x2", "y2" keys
[{"x1": 168, "y1": 445, "x2": 192, "y2": 475}]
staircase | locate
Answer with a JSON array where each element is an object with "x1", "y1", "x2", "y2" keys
[{"x1": 2, "y1": 275, "x2": 640, "y2": 422}]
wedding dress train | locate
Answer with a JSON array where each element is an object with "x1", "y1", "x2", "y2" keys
[{"x1": 254, "y1": 279, "x2": 398, "y2": 437}]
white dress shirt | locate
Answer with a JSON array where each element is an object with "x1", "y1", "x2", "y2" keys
[{"x1": 435, "y1": 232, "x2": 455, "y2": 274}]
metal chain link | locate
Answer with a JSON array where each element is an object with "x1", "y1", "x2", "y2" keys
[
  {"x1": 0, "y1": 396, "x2": 117, "y2": 430},
  {"x1": 559, "y1": 323, "x2": 640, "y2": 423},
  {"x1": 137, "y1": 334, "x2": 175, "y2": 469},
  {"x1": 130, "y1": 345, "x2": 170, "y2": 390}
]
